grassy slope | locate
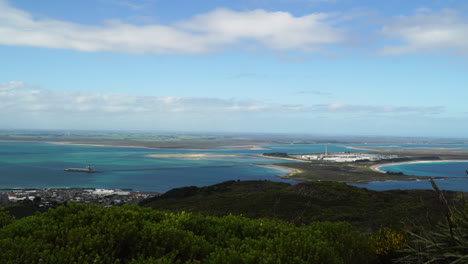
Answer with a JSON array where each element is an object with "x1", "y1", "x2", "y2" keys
[{"x1": 140, "y1": 180, "x2": 459, "y2": 232}]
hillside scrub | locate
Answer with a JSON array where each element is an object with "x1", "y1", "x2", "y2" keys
[
  {"x1": 0, "y1": 203, "x2": 377, "y2": 264},
  {"x1": 399, "y1": 180, "x2": 468, "y2": 263},
  {"x1": 141, "y1": 180, "x2": 452, "y2": 231}
]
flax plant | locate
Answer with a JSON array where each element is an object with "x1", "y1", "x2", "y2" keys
[{"x1": 399, "y1": 180, "x2": 468, "y2": 264}]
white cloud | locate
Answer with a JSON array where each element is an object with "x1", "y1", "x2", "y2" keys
[
  {"x1": 0, "y1": 1, "x2": 346, "y2": 54},
  {"x1": 178, "y1": 9, "x2": 344, "y2": 51},
  {"x1": 0, "y1": 82, "x2": 447, "y2": 132},
  {"x1": 0, "y1": 81, "x2": 27, "y2": 91},
  {"x1": 0, "y1": 82, "x2": 443, "y2": 116},
  {"x1": 380, "y1": 9, "x2": 468, "y2": 55},
  {"x1": 317, "y1": 103, "x2": 443, "y2": 114}
]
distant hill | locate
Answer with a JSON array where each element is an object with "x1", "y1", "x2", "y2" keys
[{"x1": 140, "y1": 180, "x2": 459, "y2": 232}]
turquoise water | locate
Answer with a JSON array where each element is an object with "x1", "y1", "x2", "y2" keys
[
  {"x1": 379, "y1": 161, "x2": 468, "y2": 178},
  {"x1": 352, "y1": 161, "x2": 468, "y2": 191},
  {"x1": 352, "y1": 178, "x2": 468, "y2": 192},
  {"x1": 2, "y1": 142, "x2": 468, "y2": 192},
  {"x1": 348, "y1": 144, "x2": 468, "y2": 151},
  {"x1": 1, "y1": 142, "x2": 354, "y2": 192}
]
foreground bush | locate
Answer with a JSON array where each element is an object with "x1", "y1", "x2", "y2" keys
[
  {"x1": 399, "y1": 206, "x2": 468, "y2": 264},
  {"x1": 399, "y1": 180, "x2": 468, "y2": 264},
  {"x1": 0, "y1": 203, "x2": 376, "y2": 264}
]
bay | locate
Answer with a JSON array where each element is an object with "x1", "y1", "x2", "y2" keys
[
  {"x1": 352, "y1": 161, "x2": 468, "y2": 191},
  {"x1": 1, "y1": 142, "x2": 352, "y2": 192},
  {"x1": 2, "y1": 141, "x2": 468, "y2": 192}
]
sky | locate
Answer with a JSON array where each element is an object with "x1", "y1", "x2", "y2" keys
[{"x1": 1, "y1": 0, "x2": 468, "y2": 138}]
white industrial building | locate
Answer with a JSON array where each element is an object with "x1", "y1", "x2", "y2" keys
[
  {"x1": 297, "y1": 144, "x2": 397, "y2": 162},
  {"x1": 299, "y1": 153, "x2": 397, "y2": 162}
]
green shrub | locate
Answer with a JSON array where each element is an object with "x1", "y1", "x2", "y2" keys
[
  {"x1": 399, "y1": 180, "x2": 468, "y2": 264},
  {"x1": 399, "y1": 208, "x2": 468, "y2": 264},
  {"x1": 0, "y1": 203, "x2": 377, "y2": 264}
]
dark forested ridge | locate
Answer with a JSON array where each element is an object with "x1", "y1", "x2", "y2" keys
[{"x1": 140, "y1": 180, "x2": 456, "y2": 231}]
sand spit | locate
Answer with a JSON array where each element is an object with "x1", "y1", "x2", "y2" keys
[
  {"x1": 259, "y1": 154, "x2": 303, "y2": 162},
  {"x1": 147, "y1": 154, "x2": 237, "y2": 158},
  {"x1": 257, "y1": 164, "x2": 303, "y2": 177},
  {"x1": 48, "y1": 142, "x2": 156, "y2": 149},
  {"x1": 345, "y1": 146, "x2": 378, "y2": 151}
]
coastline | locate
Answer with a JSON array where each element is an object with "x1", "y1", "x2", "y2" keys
[
  {"x1": 256, "y1": 164, "x2": 303, "y2": 178},
  {"x1": 44, "y1": 142, "x2": 270, "y2": 151},
  {"x1": 370, "y1": 159, "x2": 468, "y2": 173},
  {"x1": 259, "y1": 154, "x2": 304, "y2": 162},
  {"x1": 345, "y1": 146, "x2": 377, "y2": 151},
  {"x1": 48, "y1": 141, "x2": 159, "y2": 149}
]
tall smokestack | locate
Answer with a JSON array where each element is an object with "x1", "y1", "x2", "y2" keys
[{"x1": 325, "y1": 143, "x2": 328, "y2": 156}]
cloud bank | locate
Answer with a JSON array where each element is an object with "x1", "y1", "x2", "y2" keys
[
  {"x1": 0, "y1": 1, "x2": 345, "y2": 54},
  {"x1": 0, "y1": 81, "x2": 447, "y2": 133},
  {"x1": 1, "y1": 1, "x2": 468, "y2": 56},
  {"x1": 380, "y1": 9, "x2": 468, "y2": 55},
  {"x1": 0, "y1": 81, "x2": 442, "y2": 115}
]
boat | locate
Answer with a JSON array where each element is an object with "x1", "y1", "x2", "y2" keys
[
  {"x1": 64, "y1": 165, "x2": 97, "y2": 173},
  {"x1": 466, "y1": 169, "x2": 468, "y2": 175}
]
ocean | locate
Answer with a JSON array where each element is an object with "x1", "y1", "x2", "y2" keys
[{"x1": 1, "y1": 141, "x2": 468, "y2": 192}]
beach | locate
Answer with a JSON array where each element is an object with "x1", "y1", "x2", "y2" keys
[
  {"x1": 257, "y1": 164, "x2": 303, "y2": 177},
  {"x1": 370, "y1": 160, "x2": 468, "y2": 173}
]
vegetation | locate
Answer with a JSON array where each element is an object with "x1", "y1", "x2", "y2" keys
[
  {"x1": 371, "y1": 228, "x2": 406, "y2": 263},
  {"x1": 140, "y1": 180, "x2": 457, "y2": 232},
  {"x1": 276, "y1": 162, "x2": 436, "y2": 183},
  {"x1": 386, "y1": 171, "x2": 405, "y2": 175},
  {"x1": 0, "y1": 203, "x2": 377, "y2": 264},
  {"x1": 1, "y1": 180, "x2": 467, "y2": 263},
  {"x1": 399, "y1": 180, "x2": 468, "y2": 263},
  {"x1": 400, "y1": 207, "x2": 468, "y2": 263}
]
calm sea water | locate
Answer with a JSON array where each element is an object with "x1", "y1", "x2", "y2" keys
[
  {"x1": 0, "y1": 142, "x2": 354, "y2": 192},
  {"x1": 352, "y1": 161, "x2": 468, "y2": 191},
  {"x1": 349, "y1": 144, "x2": 468, "y2": 151},
  {"x1": 2, "y1": 142, "x2": 468, "y2": 192}
]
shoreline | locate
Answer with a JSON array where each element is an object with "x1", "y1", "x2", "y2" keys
[
  {"x1": 259, "y1": 154, "x2": 304, "y2": 162},
  {"x1": 256, "y1": 164, "x2": 303, "y2": 178},
  {"x1": 345, "y1": 146, "x2": 377, "y2": 151},
  {"x1": 48, "y1": 141, "x2": 161, "y2": 149},
  {"x1": 45, "y1": 141, "x2": 271, "y2": 151},
  {"x1": 370, "y1": 159, "x2": 468, "y2": 173},
  {"x1": 0, "y1": 139, "x2": 273, "y2": 150}
]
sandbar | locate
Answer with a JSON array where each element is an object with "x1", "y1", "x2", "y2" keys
[
  {"x1": 346, "y1": 146, "x2": 377, "y2": 151},
  {"x1": 147, "y1": 154, "x2": 236, "y2": 158},
  {"x1": 48, "y1": 142, "x2": 156, "y2": 149},
  {"x1": 259, "y1": 154, "x2": 303, "y2": 162},
  {"x1": 223, "y1": 145, "x2": 266, "y2": 150},
  {"x1": 370, "y1": 160, "x2": 468, "y2": 173},
  {"x1": 257, "y1": 164, "x2": 303, "y2": 177}
]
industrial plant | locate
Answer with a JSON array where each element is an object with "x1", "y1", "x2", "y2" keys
[{"x1": 296, "y1": 144, "x2": 398, "y2": 162}]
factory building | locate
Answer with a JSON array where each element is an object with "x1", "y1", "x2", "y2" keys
[{"x1": 298, "y1": 144, "x2": 397, "y2": 162}]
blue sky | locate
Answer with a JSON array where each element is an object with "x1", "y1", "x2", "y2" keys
[{"x1": 1, "y1": 0, "x2": 468, "y2": 137}]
